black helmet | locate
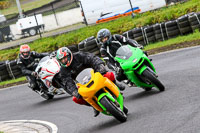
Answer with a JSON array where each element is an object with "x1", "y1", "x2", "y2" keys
[{"x1": 97, "y1": 29, "x2": 112, "y2": 44}]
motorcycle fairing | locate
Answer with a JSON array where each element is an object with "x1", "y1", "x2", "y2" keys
[{"x1": 77, "y1": 69, "x2": 123, "y2": 114}]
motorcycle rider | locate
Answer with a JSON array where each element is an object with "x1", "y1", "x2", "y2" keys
[
  {"x1": 97, "y1": 28, "x2": 145, "y2": 85},
  {"x1": 55, "y1": 47, "x2": 125, "y2": 117},
  {"x1": 17, "y1": 44, "x2": 49, "y2": 92}
]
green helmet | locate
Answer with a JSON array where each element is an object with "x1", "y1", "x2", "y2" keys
[{"x1": 56, "y1": 47, "x2": 73, "y2": 67}]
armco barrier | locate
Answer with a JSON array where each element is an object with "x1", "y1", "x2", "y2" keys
[
  {"x1": 122, "y1": 12, "x2": 200, "y2": 45},
  {"x1": 0, "y1": 60, "x2": 20, "y2": 82},
  {"x1": 78, "y1": 36, "x2": 101, "y2": 56},
  {"x1": 78, "y1": 12, "x2": 200, "y2": 58},
  {"x1": 153, "y1": 23, "x2": 168, "y2": 42},
  {"x1": 1, "y1": 12, "x2": 200, "y2": 82},
  {"x1": 0, "y1": 44, "x2": 79, "y2": 82}
]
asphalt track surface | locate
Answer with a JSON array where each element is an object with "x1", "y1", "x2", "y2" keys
[{"x1": 0, "y1": 46, "x2": 200, "y2": 133}]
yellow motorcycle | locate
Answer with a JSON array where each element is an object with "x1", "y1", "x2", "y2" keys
[{"x1": 76, "y1": 68, "x2": 128, "y2": 122}]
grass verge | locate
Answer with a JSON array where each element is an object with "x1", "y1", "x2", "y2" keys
[
  {"x1": 1, "y1": 30, "x2": 200, "y2": 89},
  {"x1": 0, "y1": 0, "x2": 200, "y2": 61},
  {"x1": 0, "y1": 77, "x2": 27, "y2": 89},
  {"x1": 144, "y1": 30, "x2": 200, "y2": 51},
  {"x1": 1, "y1": 0, "x2": 200, "y2": 88},
  {"x1": 2, "y1": 0, "x2": 54, "y2": 16}
]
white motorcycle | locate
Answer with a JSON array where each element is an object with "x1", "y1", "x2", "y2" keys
[{"x1": 34, "y1": 56, "x2": 70, "y2": 100}]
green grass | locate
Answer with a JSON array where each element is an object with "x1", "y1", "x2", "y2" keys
[
  {"x1": 144, "y1": 30, "x2": 200, "y2": 51},
  {"x1": 2, "y1": 30, "x2": 200, "y2": 86},
  {"x1": 0, "y1": 0, "x2": 200, "y2": 61},
  {"x1": 1, "y1": 0, "x2": 53, "y2": 16},
  {"x1": 42, "y1": 2, "x2": 79, "y2": 16},
  {"x1": 0, "y1": 76, "x2": 26, "y2": 86}
]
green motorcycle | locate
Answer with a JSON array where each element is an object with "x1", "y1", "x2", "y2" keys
[{"x1": 114, "y1": 45, "x2": 165, "y2": 91}]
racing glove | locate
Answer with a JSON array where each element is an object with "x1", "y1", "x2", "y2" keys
[
  {"x1": 72, "y1": 89, "x2": 81, "y2": 99},
  {"x1": 137, "y1": 45, "x2": 144, "y2": 49},
  {"x1": 49, "y1": 51, "x2": 57, "y2": 58},
  {"x1": 31, "y1": 71, "x2": 38, "y2": 77},
  {"x1": 98, "y1": 64, "x2": 107, "y2": 75}
]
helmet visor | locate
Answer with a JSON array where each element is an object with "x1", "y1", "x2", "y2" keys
[
  {"x1": 22, "y1": 52, "x2": 30, "y2": 58},
  {"x1": 100, "y1": 36, "x2": 108, "y2": 43},
  {"x1": 60, "y1": 54, "x2": 71, "y2": 65}
]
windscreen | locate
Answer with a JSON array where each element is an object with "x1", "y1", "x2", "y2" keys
[
  {"x1": 76, "y1": 68, "x2": 93, "y2": 85},
  {"x1": 38, "y1": 56, "x2": 50, "y2": 66},
  {"x1": 116, "y1": 45, "x2": 132, "y2": 60}
]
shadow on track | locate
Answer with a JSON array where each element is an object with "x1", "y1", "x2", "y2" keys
[
  {"x1": 125, "y1": 90, "x2": 161, "y2": 101},
  {"x1": 31, "y1": 95, "x2": 71, "y2": 107},
  {"x1": 83, "y1": 119, "x2": 124, "y2": 133}
]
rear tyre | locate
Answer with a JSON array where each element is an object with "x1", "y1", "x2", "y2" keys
[
  {"x1": 142, "y1": 69, "x2": 165, "y2": 91},
  {"x1": 100, "y1": 96, "x2": 127, "y2": 122}
]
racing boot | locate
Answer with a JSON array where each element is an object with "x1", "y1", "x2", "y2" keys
[
  {"x1": 115, "y1": 82, "x2": 125, "y2": 91},
  {"x1": 93, "y1": 107, "x2": 100, "y2": 117},
  {"x1": 124, "y1": 80, "x2": 136, "y2": 87},
  {"x1": 55, "y1": 89, "x2": 65, "y2": 95},
  {"x1": 123, "y1": 79, "x2": 129, "y2": 84},
  {"x1": 48, "y1": 87, "x2": 59, "y2": 95},
  {"x1": 35, "y1": 89, "x2": 44, "y2": 96},
  {"x1": 128, "y1": 81, "x2": 137, "y2": 87},
  {"x1": 52, "y1": 88, "x2": 65, "y2": 95}
]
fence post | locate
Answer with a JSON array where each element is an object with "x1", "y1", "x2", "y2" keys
[
  {"x1": 128, "y1": 0, "x2": 135, "y2": 18},
  {"x1": 51, "y1": 3, "x2": 59, "y2": 26},
  {"x1": 16, "y1": 0, "x2": 23, "y2": 19},
  {"x1": 34, "y1": 12, "x2": 42, "y2": 38},
  {"x1": 79, "y1": 1, "x2": 88, "y2": 26}
]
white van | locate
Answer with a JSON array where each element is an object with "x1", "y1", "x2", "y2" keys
[
  {"x1": 16, "y1": 14, "x2": 45, "y2": 36},
  {"x1": 79, "y1": 0, "x2": 166, "y2": 24}
]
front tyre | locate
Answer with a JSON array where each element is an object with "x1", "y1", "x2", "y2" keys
[
  {"x1": 100, "y1": 96, "x2": 127, "y2": 122},
  {"x1": 123, "y1": 105, "x2": 128, "y2": 115},
  {"x1": 142, "y1": 69, "x2": 165, "y2": 91}
]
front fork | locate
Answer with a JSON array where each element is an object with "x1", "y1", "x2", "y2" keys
[
  {"x1": 146, "y1": 67, "x2": 158, "y2": 77},
  {"x1": 137, "y1": 64, "x2": 157, "y2": 77},
  {"x1": 97, "y1": 92, "x2": 124, "y2": 112},
  {"x1": 137, "y1": 65, "x2": 147, "y2": 75}
]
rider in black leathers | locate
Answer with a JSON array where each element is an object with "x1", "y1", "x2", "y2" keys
[
  {"x1": 17, "y1": 44, "x2": 49, "y2": 91},
  {"x1": 97, "y1": 28, "x2": 144, "y2": 82},
  {"x1": 55, "y1": 47, "x2": 125, "y2": 117}
]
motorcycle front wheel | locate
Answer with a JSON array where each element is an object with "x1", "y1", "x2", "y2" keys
[
  {"x1": 142, "y1": 69, "x2": 165, "y2": 91},
  {"x1": 100, "y1": 96, "x2": 127, "y2": 122}
]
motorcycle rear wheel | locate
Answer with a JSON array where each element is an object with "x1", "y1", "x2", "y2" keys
[
  {"x1": 142, "y1": 69, "x2": 165, "y2": 91},
  {"x1": 100, "y1": 96, "x2": 127, "y2": 122}
]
